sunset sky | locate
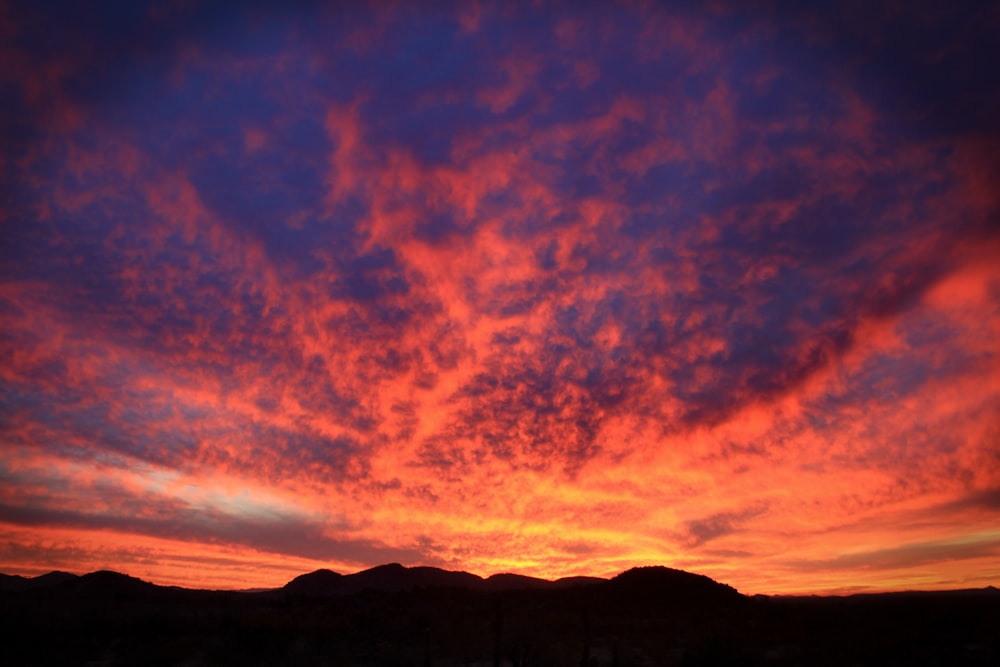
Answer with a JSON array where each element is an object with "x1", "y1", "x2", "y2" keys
[{"x1": 2, "y1": 0, "x2": 999, "y2": 595}]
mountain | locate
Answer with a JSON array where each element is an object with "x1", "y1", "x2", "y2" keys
[
  {"x1": 284, "y1": 568, "x2": 343, "y2": 595},
  {"x1": 0, "y1": 573, "x2": 30, "y2": 592},
  {"x1": 3, "y1": 565, "x2": 997, "y2": 666},
  {"x1": 0, "y1": 565, "x2": 754, "y2": 600},
  {"x1": 281, "y1": 564, "x2": 745, "y2": 598},
  {"x1": 482, "y1": 572, "x2": 553, "y2": 591},
  {"x1": 284, "y1": 563, "x2": 486, "y2": 596},
  {"x1": 69, "y1": 570, "x2": 167, "y2": 598},
  {"x1": 607, "y1": 565, "x2": 742, "y2": 605},
  {"x1": 284, "y1": 565, "x2": 612, "y2": 596},
  {"x1": 393, "y1": 565, "x2": 484, "y2": 592},
  {"x1": 344, "y1": 563, "x2": 470, "y2": 593},
  {"x1": 0, "y1": 570, "x2": 78, "y2": 592},
  {"x1": 0, "y1": 569, "x2": 169, "y2": 599},
  {"x1": 553, "y1": 575, "x2": 606, "y2": 589},
  {"x1": 30, "y1": 570, "x2": 79, "y2": 588}
]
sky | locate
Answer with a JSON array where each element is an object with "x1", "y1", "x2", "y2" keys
[{"x1": 1, "y1": 0, "x2": 998, "y2": 595}]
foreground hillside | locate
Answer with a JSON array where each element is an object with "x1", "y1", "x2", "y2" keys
[{"x1": 1, "y1": 564, "x2": 997, "y2": 665}]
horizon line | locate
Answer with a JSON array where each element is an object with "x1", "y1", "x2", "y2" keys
[{"x1": 4, "y1": 562, "x2": 997, "y2": 598}]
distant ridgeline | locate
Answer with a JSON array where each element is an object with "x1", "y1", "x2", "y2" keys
[
  {"x1": 284, "y1": 563, "x2": 611, "y2": 596},
  {"x1": 281, "y1": 563, "x2": 740, "y2": 601},
  {"x1": 0, "y1": 570, "x2": 78, "y2": 591},
  {"x1": 2, "y1": 563, "x2": 741, "y2": 602},
  {"x1": 3, "y1": 564, "x2": 999, "y2": 665}
]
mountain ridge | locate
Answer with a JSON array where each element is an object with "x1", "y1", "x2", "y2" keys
[
  {"x1": 3, "y1": 564, "x2": 997, "y2": 665},
  {"x1": 283, "y1": 562, "x2": 602, "y2": 596},
  {"x1": 2, "y1": 563, "x2": 739, "y2": 597},
  {"x1": 3, "y1": 565, "x2": 998, "y2": 599},
  {"x1": 0, "y1": 570, "x2": 78, "y2": 592}
]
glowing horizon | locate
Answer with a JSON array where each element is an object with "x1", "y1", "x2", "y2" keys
[{"x1": 2, "y1": 1, "x2": 999, "y2": 596}]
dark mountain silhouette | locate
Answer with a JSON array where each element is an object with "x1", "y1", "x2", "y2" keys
[
  {"x1": 3, "y1": 564, "x2": 998, "y2": 665},
  {"x1": 281, "y1": 563, "x2": 740, "y2": 601},
  {"x1": 610, "y1": 565, "x2": 741, "y2": 598},
  {"x1": 348, "y1": 563, "x2": 482, "y2": 593},
  {"x1": 31, "y1": 570, "x2": 79, "y2": 588},
  {"x1": 553, "y1": 575, "x2": 610, "y2": 589},
  {"x1": 1, "y1": 564, "x2": 733, "y2": 598},
  {"x1": 0, "y1": 570, "x2": 78, "y2": 591},
  {"x1": 284, "y1": 563, "x2": 487, "y2": 596},
  {"x1": 597, "y1": 565, "x2": 744, "y2": 616},
  {"x1": 284, "y1": 567, "x2": 343, "y2": 595},
  {"x1": 284, "y1": 564, "x2": 609, "y2": 596},
  {"x1": 482, "y1": 572, "x2": 553, "y2": 591},
  {"x1": 71, "y1": 570, "x2": 166, "y2": 597},
  {"x1": 0, "y1": 573, "x2": 29, "y2": 592},
  {"x1": 7, "y1": 564, "x2": 991, "y2": 604}
]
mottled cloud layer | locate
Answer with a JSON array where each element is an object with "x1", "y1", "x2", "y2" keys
[{"x1": 2, "y1": 0, "x2": 998, "y2": 593}]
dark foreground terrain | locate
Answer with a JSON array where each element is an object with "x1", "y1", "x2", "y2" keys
[{"x1": 1, "y1": 564, "x2": 998, "y2": 666}]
